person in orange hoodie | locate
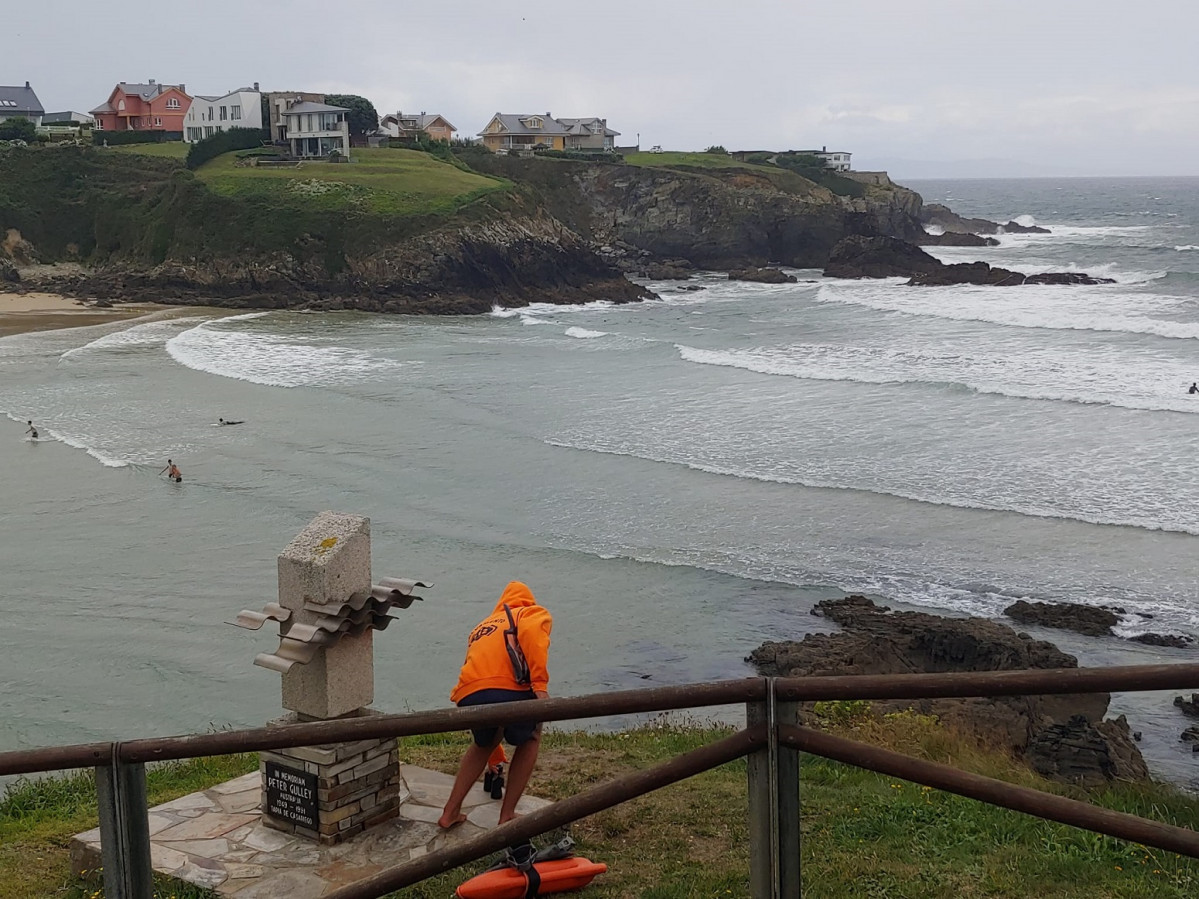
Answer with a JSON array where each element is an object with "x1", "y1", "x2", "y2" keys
[{"x1": 438, "y1": 581, "x2": 552, "y2": 828}]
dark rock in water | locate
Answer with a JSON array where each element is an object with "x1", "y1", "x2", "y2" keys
[
  {"x1": 1133, "y1": 731, "x2": 1142, "y2": 742},
  {"x1": 1181, "y1": 725, "x2": 1199, "y2": 743},
  {"x1": 1175, "y1": 694, "x2": 1199, "y2": 718},
  {"x1": 676, "y1": 284, "x2": 706, "y2": 291},
  {"x1": 728, "y1": 267, "x2": 797, "y2": 284},
  {"x1": 1001, "y1": 220, "x2": 1051, "y2": 234},
  {"x1": 1004, "y1": 600, "x2": 1118, "y2": 637},
  {"x1": 916, "y1": 231, "x2": 1000, "y2": 247},
  {"x1": 824, "y1": 236, "x2": 943, "y2": 279},
  {"x1": 633, "y1": 260, "x2": 695, "y2": 280},
  {"x1": 920, "y1": 203, "x2": 1001, "y2": 235},
  {"x1": 1129, "y1": 632, "x2": 1194, "y2": 649},
  {"x1": 908, "y1": 264, "x2": 1115, "y2": 288},
  {"x1": 1026, "y1": 715, "x2": 1148, "y2": 787},
  {"x1": 747, "y1": 595, "x2": 1146, "y2": 784}
]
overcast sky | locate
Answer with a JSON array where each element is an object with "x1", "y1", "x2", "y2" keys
[{"x1": 7, "y1": 0, "x2": 1198, "y2": 177}]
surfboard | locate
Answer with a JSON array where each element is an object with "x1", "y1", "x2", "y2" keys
[{"x1": 456, "y1": 858, "x2": 607, "y2": 899}]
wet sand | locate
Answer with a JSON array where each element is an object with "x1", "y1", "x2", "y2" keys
[{"x1": 0, "y1": 291, "x2": 171, "y2": 338}]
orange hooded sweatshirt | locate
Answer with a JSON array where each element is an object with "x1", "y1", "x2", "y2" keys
[{"x1": 450, "y1": 581, "x2": 552, "y2": 702}]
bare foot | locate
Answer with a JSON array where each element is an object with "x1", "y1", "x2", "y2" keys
[
  {"x1": 438, "y1": 812, "x2": 468, "y2": 829},
  {"x1": 497, "y1": 810, "x2": 523, "y2": 826}
]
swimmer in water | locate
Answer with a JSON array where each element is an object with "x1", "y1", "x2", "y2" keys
[
  {"x1": 25, "y1": 421, "x2": 38, "y2": 440},
  {"x1": 159, "y1": 459, "x2": 183, "y2": 482},
  {"x1": 218, "y1": 418, "x2": 244, "y2": 425}
]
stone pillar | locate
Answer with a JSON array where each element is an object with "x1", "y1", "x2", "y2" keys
[{"x1": 257, "y1": 512, "x2": 405, "y2": 844}]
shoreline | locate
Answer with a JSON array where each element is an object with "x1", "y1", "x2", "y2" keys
[{"x1": 0, "y1": 290, "x2": 180, "y2": 338}]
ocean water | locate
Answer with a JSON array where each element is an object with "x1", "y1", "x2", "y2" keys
[{"x1": 2, "y1": 176, "x2": 1198, "y2": 788}]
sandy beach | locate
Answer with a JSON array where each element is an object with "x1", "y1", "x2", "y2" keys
[{"x1": 0, "y1": 290, "x2": 172, "y2": 338}]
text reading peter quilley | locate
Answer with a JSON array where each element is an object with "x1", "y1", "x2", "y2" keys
[{"x1": 265, "y1": 761, "x2": 319, "y2": 827}]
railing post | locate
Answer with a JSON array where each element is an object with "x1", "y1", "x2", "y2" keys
[
  {"x1": 96, "y1": 754, "x2": 153, "y2": 899},
  {"x1": 748, "y1": 681, "x2": 800, "y2": 898}
]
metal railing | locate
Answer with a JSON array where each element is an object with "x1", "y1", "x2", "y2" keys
[{"x1": 3, "y1": 663, "x2": 1199, "y2": 899}]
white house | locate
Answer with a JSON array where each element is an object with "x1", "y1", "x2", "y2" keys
[
  {"x1": 0, "y1": 82, "x2": 44, "y2": 127},
  {"x1": 183, "y1": 84, "x2": 263, "y2": 143},
  {"x1": 798, "y1": 146, "x2": 852, "y2": 172},
  {"x1": 281, "y1": 101, "x2": 351, "y2": 158}
]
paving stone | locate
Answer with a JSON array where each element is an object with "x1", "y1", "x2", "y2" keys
[
  {"x1": 225, "y1": 862, "x2": 266, "y2": 879},
  {"x1": 316, "y1": 857, "x2": 385, "y2": 888},
  {"x1": 155, "y1": 813, "x2": 258, "y2": 842},
  {"x1": 156, "y1": 792, "x2": 220, "y2": 812},
  {"x1": 176, "y1": 857, "x2": 229, "y2": 889},
  {"x1": 147, "y1": 813, "x2": 177, "y2": 835},
  {"x1": 149, "y1": 842, "x2": 190, "y2": 873},
  {"x1": 217, "y1": 788, "x2": 261, "y2": 814},
  {"x1": 211, "y1": 773, "x2": 262, "y2": 794},
  {"x1": 224, "y1": 824, "x2": 256, "y2": 843},
  {"x1": 159, "y1": 837, "x2": 230, "y2": 858},
  {"x1": 223, "y1": 849, "x2": 260, "y2": 863},
  {"x1": 224, "y1": 869, "x2": 330, "y2": 899},
  {"x1": 241, "y1": 825, "x2": 298, "y2": 852},
  {"x1": 400, "y1": 802, "x2": 445, "y2": 825}
]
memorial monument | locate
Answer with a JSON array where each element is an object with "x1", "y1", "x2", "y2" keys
[{"x1": 231, "y1": 511, "x2": 429, "y2": 845}]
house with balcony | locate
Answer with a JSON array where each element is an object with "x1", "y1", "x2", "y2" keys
[
  {"x1": 557, "y1": 117, "x2": 620, "y2": 152},
  {"x1": 796, "y1": 146, "x2": 852, "y2": 172},
  {"x1": 184, "y1": 84, "x2": 264, "y2": 143},
  {"x1": 281, "y1": 101, "x2": 350, "y2": 158},
  {"x1": 478, "y1": 113, "x2": 570, "y2": 153},
  {"x1": 90, "y1": 81, "x2": 191, "y2": 134},
  {"x1": 0, "y1": 82, "x2": 45, "y2": 127},
  {"x1": 379, "y1": 111, "x2": 456, "y2": 143}
]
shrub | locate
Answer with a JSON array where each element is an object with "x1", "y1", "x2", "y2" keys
[
  {"x1": 532, "y1": 149, "x2": 624, "y2": 163},
  {"x1": 704, "y1": 145, "x2": 728, "y2": 154},
  {"x1": 0, "y1": 117, "x2": 36, "y2": 142},
  {"x1": 185, "y1": 127, "x2": 268, "y2": 170},
  {"x1": 92, "y1": 130, "x2": 182, "y2": 146}
]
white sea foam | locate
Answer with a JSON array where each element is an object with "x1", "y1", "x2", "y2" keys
[
  {"x1": 815, "y1": 282, "x2": 1199, "y2": 340},
  {"x1": 1175, "y1": 245, "x2": 1199, "y2": 251},
  {"x1": 60, "y1": 318, "x2": 206, "y2": 359},
  {"x1": 674, "y1": 342, "x2": 1199, "y2": 415},
  {"x1": 565, "y1": 327, "x2": 608, "y2": 339},
  {"x1": 165, "y1": 318, "x2": 409, "y2": 387},
  {"x1": 489, "y1": 300, "x2": 617, "y2": 320}
]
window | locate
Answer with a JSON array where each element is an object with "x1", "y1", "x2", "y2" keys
[
  {"x1": 186, "y1": 127, "x2": 201, "y2": 141},
  {"x1": 219, "y1": 106, "x2": 227, "y2": 121},
  {"x1": 166, "y1": 98, "x2": 180, "y2": 109},
  {"x1": 154, "y1": 117, "x2": 162, "y2": 126},
  {"x1": 204, "y1": 126, "x2": 214, "y2": 137},
  {"x1": 118, "y1": 99, "x2": 125, "y2": 111},
  {"x1": 231, "y1": 105, "x2": 241, "y2": 120},
  {"x1": 208, "y1": 106, "x2": 214, "y2": 121}
]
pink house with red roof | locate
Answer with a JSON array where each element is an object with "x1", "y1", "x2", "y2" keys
[{"x1": 91, "y1": 80, "x2": 191, "y2": 133}]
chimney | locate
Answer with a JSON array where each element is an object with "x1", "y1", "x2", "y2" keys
[
  {"x1": 25, "y1": 81, "x2": 30, "y2": 89},
  {"x1": 179, "y1": 83, "x2": 186, "y2": 95},
  {"x1": 254, "y1": 82, "x2": 260, "y2": 91},
  {"x1": 149, "y1": 78, "x2": 156, "y2": 85}
]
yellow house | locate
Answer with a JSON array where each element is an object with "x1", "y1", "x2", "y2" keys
[{"x1": 478, "y1": 113, "x2": 568, "y2": 153}]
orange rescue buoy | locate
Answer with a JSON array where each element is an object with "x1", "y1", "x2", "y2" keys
[{"x1": 455, "y1": 857, "x2": 608, "y2": 899}]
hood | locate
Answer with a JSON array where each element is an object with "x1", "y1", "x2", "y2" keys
[{"x1": 492, "y1": 580, "x2": 537, "y2": 613}]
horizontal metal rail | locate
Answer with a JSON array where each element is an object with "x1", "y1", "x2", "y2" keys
[
  {"x1": 3, "y1": 663, "x2": 1199, "y2": 777},
  {"x1": 782, "y1": 724, "x2": 1199, "y2": 859},
  {"x1": 322, "y1": 725, "x2": 766, "y2": 899}
]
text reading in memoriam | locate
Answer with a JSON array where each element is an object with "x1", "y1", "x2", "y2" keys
[{"x1": 264, "y1": 761, "x2": 318, "y2": 828}]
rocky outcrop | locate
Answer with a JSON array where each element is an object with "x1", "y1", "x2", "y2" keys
[
  {"x1": 747, "y1": 595, "x2": 1147, "y2": 784},
  {"x1": 916, "y1": 232, "x2": 1000, "y2": 247},
  {"x1": 728, "y1": 267, "x2": 797, "y2": 283},
  {"x1": 1004, "y1": 600, "x2": 1118, "y2": 637},
  {"x1": 823, "y1": 237, "x2": 1114, "y2": 287},
  {"x1": 1025, "y1": 715, "x2": 1149, "y2": 786},
  {"x1": 918, "y1": 204, "x2": 1051, "y2": 237},
  {"x1": 1175, "y1": 694, "x2": 1199, "y2": 718},
  {"x1": 909, "y1": 265, "x2": 1115, "y2": 287},
  {"x1": 1001, "y1": 220, "x2": 1051, "y2": 234},
  {"x1": 823, "y1": 236, "x2": 943, "y2": 279},
  {"x1": 1129, "y1": 633, "x2": 1194, "y2": 649},
  {"x1": 0, "y1": 256, "x2": 18, "y2": 282}
]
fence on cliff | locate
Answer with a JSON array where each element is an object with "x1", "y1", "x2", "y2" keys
[{"x1": 2, "y1": 664, "x2": 1199, "y2": 898}]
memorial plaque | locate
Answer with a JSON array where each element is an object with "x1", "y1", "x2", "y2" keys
[{"x1": 265, "y1": 761, "x2": 318, "y2": 828}]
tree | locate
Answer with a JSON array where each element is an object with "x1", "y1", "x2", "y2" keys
[
  {"x1": 324, "y1": 94, "x2": 379, "y2": 138},
  {"x1": 0, "y1": 116, "x2": 36, "y2": 142},
  {"x1": 704, "y1": 145, "x2": 728, "y2": 155}
]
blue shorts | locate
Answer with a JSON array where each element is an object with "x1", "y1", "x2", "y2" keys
[{"x1": 458, "y1": 688, "x2": 539, "y2": 747}]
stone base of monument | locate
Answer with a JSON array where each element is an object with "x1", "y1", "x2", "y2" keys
[
  {"x1": 69, "y1": 765, "x2": 553, "y2": 897},
  {"x1": 260, "y1": 712, "x2": 402, "y2": 845}
]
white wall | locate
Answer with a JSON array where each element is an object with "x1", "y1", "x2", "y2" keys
[{"x1": 184, "y1": 90, "x2": 262, "y2": 143}]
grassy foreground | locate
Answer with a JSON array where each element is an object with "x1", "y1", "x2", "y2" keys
[{"x1": 3, "y1": 708, "x2": 1198, "y2": 898}]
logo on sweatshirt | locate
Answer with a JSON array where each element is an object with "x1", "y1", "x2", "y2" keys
[{"x1": 469, "y1": 623, "x2": 498, "y2": 644}]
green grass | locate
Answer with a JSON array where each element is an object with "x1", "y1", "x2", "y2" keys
[
  {"x1": 195, "y1": 146, "x2": 508, "y2": 215},
  {"x1": 623, "y1": 151, "x2": 776, "y2": 171},
  {"x1": 5, "y1": 712, "x2": 1198, "y2": 898},
  {"x1": 103, "y1": 142, "x2": 190, "y2": 159}
]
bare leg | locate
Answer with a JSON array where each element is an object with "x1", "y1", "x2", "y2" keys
[
  {"x1": 438, "y1": 737, "x2": 499, "y2": 828},
  {"x1": 498, "y1": 730, "x2": 541, "y2": 825}
]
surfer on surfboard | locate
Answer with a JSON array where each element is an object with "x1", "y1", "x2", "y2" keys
[{"x1": 218, "y1": 418, "x2": 245, "y2": 425}]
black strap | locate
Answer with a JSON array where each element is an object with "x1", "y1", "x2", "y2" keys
[
  {"x1": 523, "y1": 866, "x2": 542, "y2": 899},
  {"x1": 503, "y1": 604, "x2": 531, "y2": 686}
]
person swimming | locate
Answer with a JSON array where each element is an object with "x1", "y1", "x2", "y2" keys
[
  {"x1": 218, "y1": 418, "x2": 245, "y2": 425},
  {"x1": 1190, "y1": 383, "x2": 1197, "y2": 395},
  {"x1": 25, "y1": 420, "x2": 38, "y2": 440},
  {"x1": 159, "y1": 459, "x2": 183, "y2": 483}
]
